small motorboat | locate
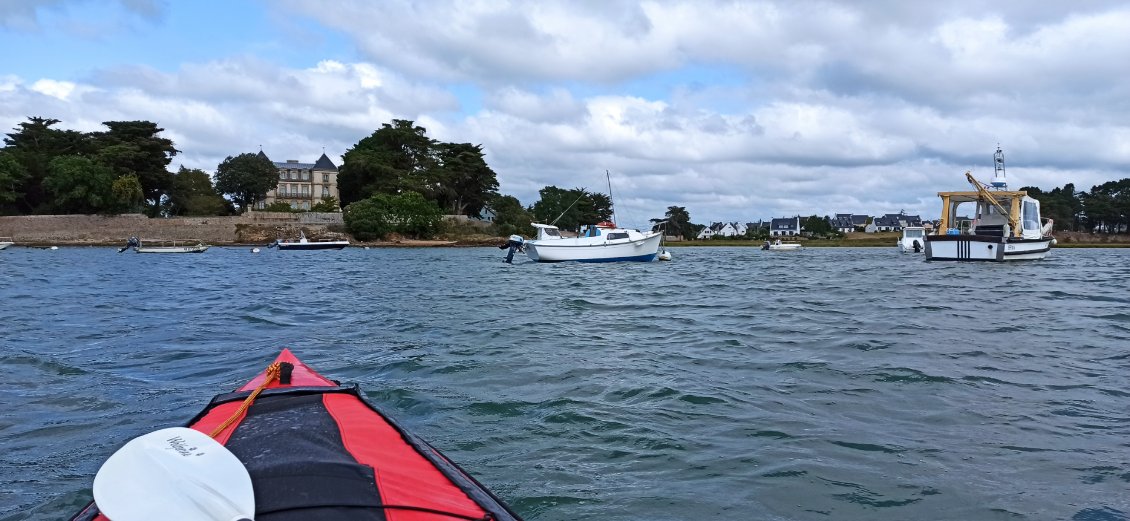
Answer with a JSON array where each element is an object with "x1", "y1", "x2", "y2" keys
[
  {"x1": 897, "y1": 226, "x2": 926, "y2": 253},
  {"x1": 0, "y1": 237, "x2": 13, "y2": 250},
  {"x1": 69, "y1": 349, "x2": 524, "y2": 521},
  {"x1": 762, "y1": 239, "x2": 802, "y2": 251},
  {"x1": 269, "y1": 231, "x2": 349, "y2": 250}
]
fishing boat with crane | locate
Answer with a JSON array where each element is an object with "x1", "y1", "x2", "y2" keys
[
  {"x1": 523, "y1": 172, "x2": 662, "y2": 263},
  {"x1": 925, "y1": 146, "x2": 1055, "y2": 261}
]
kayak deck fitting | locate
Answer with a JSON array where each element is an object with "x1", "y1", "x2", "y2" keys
[{"x1": 70, "y1": 349, "x2": 523, "y2": 521}]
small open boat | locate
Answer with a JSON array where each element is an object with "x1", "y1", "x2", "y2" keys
[
  {"x1": 69, "y1": 349, "x2": 524, "y2": 521},
  {"x1": 130, "y1": 238, "x2": 209, "y2": 254},
  {"x1": 0, "y1": 237, "x2": 13, "y2": 250},
  {"x1": 269, "y1": 231, "x2": 349, "y2": 250},
  {"x1": 762, "y1": 239, "x2": 802, "y2": 251}
]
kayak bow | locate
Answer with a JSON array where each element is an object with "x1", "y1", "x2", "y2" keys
[{"x1": 71, "y1": 349, "x2": 524, "y2": 521}]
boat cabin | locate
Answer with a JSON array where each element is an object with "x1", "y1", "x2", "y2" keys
[
  {"x1": 936, "y1": 190, "x2": 1045, "y2": 240},
  {"x1": 532, "y1": 223, "x2": 562, "y2": 241}
]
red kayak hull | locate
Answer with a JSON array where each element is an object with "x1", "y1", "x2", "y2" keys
[{"x1": 71, "y1": 349, "x2": 523, "y2": 521}]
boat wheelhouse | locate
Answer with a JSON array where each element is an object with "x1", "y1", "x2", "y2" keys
[{"x1": 897, "y1": 226, "x2": 926, "y2": 253}]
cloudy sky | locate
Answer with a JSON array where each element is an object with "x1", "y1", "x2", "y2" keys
[{"x1": 2, "y1": 1, "x2": 1128, "y2": 226}]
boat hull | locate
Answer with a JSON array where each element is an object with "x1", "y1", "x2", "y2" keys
[
  {"x1": 69, "y1": 349, "x2": 523, "y2": 521},
  {"x1": 897, "y1": 239, "x2": 924, "y2": 253},
  {"x1": 275, "y1": 241, "x2": 349, "y2": 250},
  {"x1": 763, "y1": 244, "x2": 802, "y2": 251},
  {"x1": 135, "y1": 245, "x2": 209, "y2": 253},
  {"x1": 925, "y1": 235, "x2": 1052, "y2": 261},
  {"x1": 525, "y1": 232, "x2": 661, "y2": 262},
  {"x1": 0, "y1": 242, "x2": 11, "y2": 251}
]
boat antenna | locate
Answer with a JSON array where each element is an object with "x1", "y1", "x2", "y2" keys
[{"x1": 991, "y1": 144, "x2": 1007, "y2": 189}]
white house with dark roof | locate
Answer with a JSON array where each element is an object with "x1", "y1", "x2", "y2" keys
[
  {"x1": 866, "y1": 212, "x2": 923, "y2": 232},
  {"x1": 770, "y1": 216, "x2": 802, "y2": 236},
  {"x1": 696, "y1": 221, "x2": 751, "y2": 239},
  {"x1": 255, "y1": 150, "x2": 341, "y2": 211},
  {"x1": 829, "y1": 213, "x2": 870, "y2": 233}
]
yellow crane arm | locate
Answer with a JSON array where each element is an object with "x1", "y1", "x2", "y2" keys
[{"x1": 965, "y1": 171, "x2": 1019, "y2": 236}]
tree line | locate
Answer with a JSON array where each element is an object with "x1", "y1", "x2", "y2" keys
[
  {"x1": 8, "y1": 115, "x2": 1121, "y2": 240},
  {"x1": 1021, "y1": 181, "x2": 1130, "y2": 233}
]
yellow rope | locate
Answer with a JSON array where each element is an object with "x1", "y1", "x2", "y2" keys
[{"x1": 209, "y1": 362, "x2": 282, "y2": 439}]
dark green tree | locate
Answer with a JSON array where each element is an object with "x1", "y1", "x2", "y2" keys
[
  {"x1": 43, "y1": 155, "x2": 115, "y2": 214},
  {"x1": 0, "y1": 151, "x2": 27, "y2": 212},
  {"x1": 802, "y1": 215, "x2": 833, "y2": 236},
  {"x1": 489, "y1": 194, "x2": 534, "y2": 237},
  {"x1": 214, "y1": 153, "x2": 277, "y2": 212},
  {"x1": 650, "y1": 205, "x2": 694, "y2": 239},
  {"x1": 338, "y1": 120, "x2": 437, "y2": 207},
  {"x1": 2, "y1": 117, "x2": 89, "y2": 213},
  {"x1": 310, "y1": 197, "x2": 340, "y2": 213},
  {"x1": 343, "y1": 191, "x2": 443, "y2": 240},
  {"x1": 110, "y1": 174, "x2": 144, "y2": 213},
  {"x1": 433, "y1": 142, "x2": 499, "y2": 216},
  {"x1": 530, "y1": 186, "x2": 613, "y2": 232},
  {"x1": 165, "y1": 166, "x2": 231, "y2": 216},
  {"x1": 91, "y1": 121, "x2": 179, "y2": 216}
]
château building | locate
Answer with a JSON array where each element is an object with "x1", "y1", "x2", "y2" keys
[{"x1": 254, "y1": 150, "x2": 340, "y2": 211}]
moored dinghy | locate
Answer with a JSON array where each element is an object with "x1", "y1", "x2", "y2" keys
[
  {"x1": 69, "y1": 349, "x2": 524, "y2": 521},
  {"x1": 0, "y1": 237, "x2": 13, "y2": 250},
  {"x1": 269, "y1": 230, "x2": 349, "y2": 250}
]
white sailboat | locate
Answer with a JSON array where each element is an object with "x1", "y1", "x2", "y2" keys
[{"x1": 523, "y1": 172, "x2": 662, "y2": 263}]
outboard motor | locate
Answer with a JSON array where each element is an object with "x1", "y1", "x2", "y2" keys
[
  {"x1": 500, "y1": 234, "x2": 525, "y2": 263},
  {"x1": 117, "y1": 236, "x2": 140, "y2": 253}
]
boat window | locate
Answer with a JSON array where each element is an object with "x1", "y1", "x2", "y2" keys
[
  {"x1": 1022, "y1": 201, "x2": 1040, "y2": 231},
  {"x1": 606, "y1": 232, "x2": 629, "y2": 240},
  {"x1": 543, "y1": 228, "x2": 560, "y2": 237}
]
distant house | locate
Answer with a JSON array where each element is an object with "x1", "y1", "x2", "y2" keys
[
  {"x1": 867, "y1": 212, "x2": 923, "y2": 232},
  {"x1": 697, "y1": 221, "x2": 744, "y2": 239},
  {"x1": 255, "y1": 150, "x2": 340, "y2": 211},
  {"x1": 478, "y1": 207, "x2": 496, "y2": 223},
  {"x1": 746, "y1": 220, "x2": 769, "y2": 235},
  {"x1": 770, "y1": 216, "x2": 801, "y2": 236},
  {"x1": 829, "y1": 213, "x2": 869, "y2": 233}
]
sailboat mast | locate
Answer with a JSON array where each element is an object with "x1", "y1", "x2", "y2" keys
[{"x1": 606, "y1": 170, "x2": 616, "y2": 225}]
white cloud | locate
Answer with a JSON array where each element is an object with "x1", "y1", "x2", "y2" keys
[{"x1": 2, "y1": 0, "x2": 1129, "y2": 224}]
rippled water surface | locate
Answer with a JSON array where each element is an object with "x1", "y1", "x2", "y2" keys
[{"x1": 2, "y1": 246, "x2": 1129, "y2": 520}]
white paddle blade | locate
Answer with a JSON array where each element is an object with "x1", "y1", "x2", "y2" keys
[{"x1": 93, "y1": 427, "x2": 255, "y2": 521}]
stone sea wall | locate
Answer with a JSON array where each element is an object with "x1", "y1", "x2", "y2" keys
[{"x1": 0, "y1": 212, "x2": 346, "y2": 246}]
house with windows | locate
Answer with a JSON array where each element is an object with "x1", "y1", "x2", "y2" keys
[
  {"x1": 770, "y1": 216, "x2": 802, "y2": 236},
  {"x1": 254, "y1": 151, "x2": 340, "y2": 211},
  {"x1": 866, "y1": 212, "x2": 923, "y2": 233},
  {"x1": 696, "y1": 221, "x2": 748, "y2": 239},
  {"x1": 829, "y1": 213, "x2": 869, "y2": 233}
]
